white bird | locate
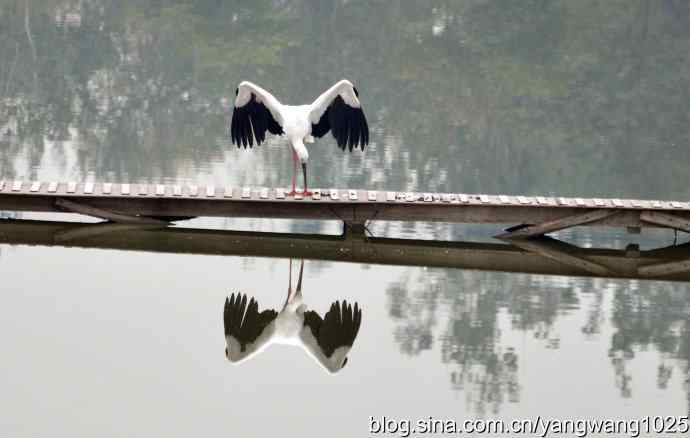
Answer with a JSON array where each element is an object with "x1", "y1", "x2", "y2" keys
[
  {"x1": 230, "y1": 79, "x2": 369, "y2": 196},
  {"x1": 223, "y1": 260, "x2": 362, "y2": 373}
]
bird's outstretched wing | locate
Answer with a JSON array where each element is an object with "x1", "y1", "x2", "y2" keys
[
  {"x1": 230, "y1": 81, "x2": 284, "y2": 148},
  {"x1": 301, "y1": 300, "x2": 362, "y2": 372},
  {"x1": 224, "y1": 292, "x2": 278, "y2": 363},
  {"x1": 309, "y1": 80, "x2": 369, "y2": 152}
]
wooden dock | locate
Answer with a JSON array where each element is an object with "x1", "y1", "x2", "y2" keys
[
  {"x1": 0, "y1": 219, "x2": 689, "y2": 281},
  {"x1": 1, "y1": 181, "x2": 690, "y2": 238}
]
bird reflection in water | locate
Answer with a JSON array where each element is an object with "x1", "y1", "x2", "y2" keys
[{"x1": 223, "y1": 259, "x2": 362, "y2": 373}]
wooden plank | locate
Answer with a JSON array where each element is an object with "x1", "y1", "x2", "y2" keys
[
  {"x1": 640, "y1": 211, "x2": 690, "y2": 233},
  {"x1": 0, "y1": 195, "x2": 687, "y2": 232},
  {"x1": 30, "y1": 181, "x2": 41, "y2": 192},
  {"x1": 48, "y1": 182, "x2": 58, "y2": 193},
  {"x1": 55, "y1": 198, "x2": 168, "y2": 225},
  {"x1": 102, "y1": 183, "x2": 112, "y2": 194},
  {"x1": 497, "y1": 209, "x2": 618, "y2": 239},
  {"x1": 121, "y1": 183, "x2": 130, "y2": 195},
  {"x1": 84, "y1": 182, "x2": 94, "y2": 194},
  {"x1": 508, "y1": 238, "x2": 616, "y2": 277}
]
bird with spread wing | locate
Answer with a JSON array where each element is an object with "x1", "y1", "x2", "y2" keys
[
  {"x1": 223, "y1": 260, "x2": 362, "y2": 373},
  {"x1": 230, "y1": 80, "x2": 369, "y2": 196}
]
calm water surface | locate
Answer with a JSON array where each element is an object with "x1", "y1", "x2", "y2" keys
[{"x1": 2, "y1": 2, "x2": 690, "y2": 437}]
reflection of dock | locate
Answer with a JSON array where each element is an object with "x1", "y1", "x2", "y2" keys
[
  {"x1": 2, "y1": 181, "x2": 690, "y2": 238},
  {"x1": 1, "y1": 219, "x2": 690, "y2": 282}
]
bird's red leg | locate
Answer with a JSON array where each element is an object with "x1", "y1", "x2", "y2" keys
[
  {"x1": 284, "y1": 259, "x2": 293, "y2": 307},
  {"x1": 296, "y1": 259, "x2": 304, "y2": 292},
  {"x1": 287, "y1": 151, "x2": 298, "y2": 196}
]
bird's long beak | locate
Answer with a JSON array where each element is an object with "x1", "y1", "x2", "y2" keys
[{"x1": 302, "y1": 163, "x2": 308, "y2": 192}]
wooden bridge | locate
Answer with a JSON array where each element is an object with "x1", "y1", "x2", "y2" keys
[{"x1": 1, "y1": 180, "x2": 690, "y2": 239}]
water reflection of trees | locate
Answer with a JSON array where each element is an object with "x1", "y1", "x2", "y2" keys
[
  {"x1": 608, "y1": 281, "x2": 690, "y2": 416},
  {"x1": 1, "y1": 1, "x2": 690, "y2": 199},
  {"x1": 387, "y1": 269, "x2": 521, "y2": 415},
  {"x1": 387, "y1": 269, "x2": 690, "y2": 415}
]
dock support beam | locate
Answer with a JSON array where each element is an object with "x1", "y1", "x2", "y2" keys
[
  {"x1": 640, "y1": 211, "x2": 690, "y2": 234},
  {"x1": 638, "y1": 258, "x2": 690, "y2": 277},
  {"x1": 506, "y1": 237, "x2": 618, "y2": 277},
  {"x1": 55, "y1": 198, "x2": 169, "y2": 226},
  {"x1": 496, "y1": 209, "x2": 619, "y2": 239}
]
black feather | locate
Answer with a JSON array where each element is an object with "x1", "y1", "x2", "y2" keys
[
  {"x1": 311, "y1": 94, "x2": 369, "y2": 152},
  {"x1": 303, "y1": 300, "x2": 363, "y2": 358},
  {"x1": 230, "y1": 93, "x2": 284, "y2": 148},
  {"x1": 224, "y1": 292, "x2": 277, "y2": 352}
]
